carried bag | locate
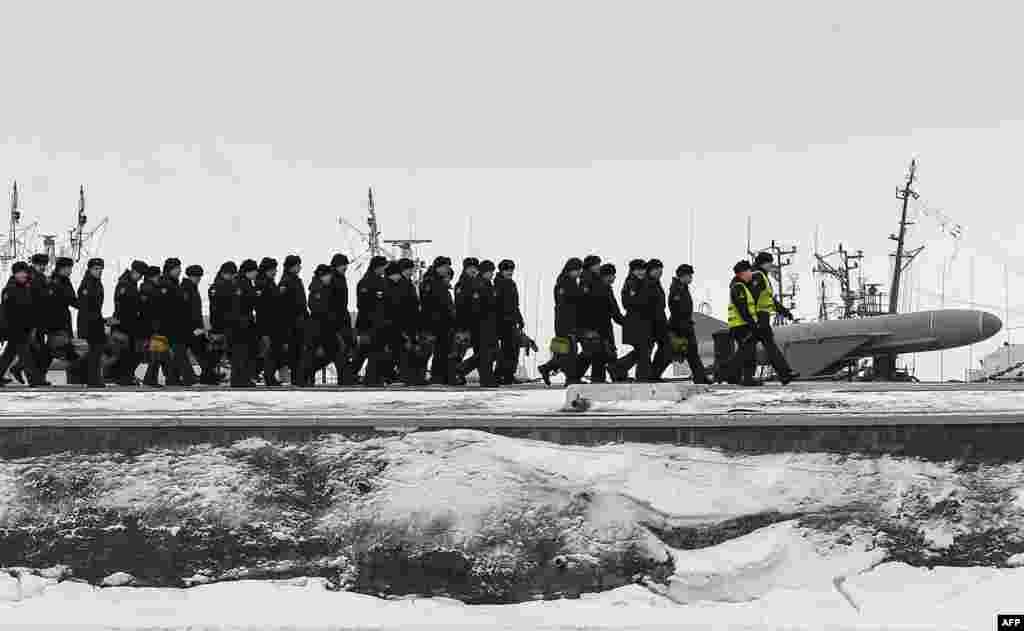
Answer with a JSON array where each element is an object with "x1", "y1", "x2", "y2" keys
[
  {"x1": 669, "y1": 333, "x2": 689, "y2": 356},
  {"x1": 549, "y1": 336, "x2": 571, "y2": 355},
  {"x1": 147, "y1": 335, "x2": 170, "y2": 354}
]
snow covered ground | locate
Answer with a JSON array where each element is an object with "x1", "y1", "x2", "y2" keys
[
  {"x1": 2, "y1": 429, "x2": 1024, "y2": 629},
  {"x1": 2, "y1": 384, "x2": 1024, "y2": 416},
  {"x1": 1, "y1": 544, "x2": 1021, "y2": 630}
]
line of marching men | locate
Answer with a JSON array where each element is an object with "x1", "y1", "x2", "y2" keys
[
  {"x1": 0, "y1": 250, "x2": 799, "y2": 388},
  {"x1": 0, "y1": 253, "x2": 541, "y2": 388}
]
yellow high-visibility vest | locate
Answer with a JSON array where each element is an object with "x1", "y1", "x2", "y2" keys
[
  {"x1": 727, "y1": 281, "x2": 757, "y2": 329},
  {"x1": 753, "y1": 270, "x2": 776, "y2": 315}
]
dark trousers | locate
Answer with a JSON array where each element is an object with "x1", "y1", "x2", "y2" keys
[
  {"x1": 260, "y1": 335, "x2": 284, "y2": 385},
  {"x1": 496, "y1": 327, "x2": 521, "y2": 382},
  {"x1": 144, "y1": 352, "x2": 175, "y2": 386},
  {"x1": 458, "y1": 329, "x2": 497, "y2": 386},
  {"x1": 0, "y1": 337, "x2": 44, "y2": 385},
  {"x1": 165, "y1": 339, "x2": 192, "y2": 385},
  {"x1": 754, "y1": 319, "x2": 794, "y2": 379},
  {"x1": 83, "y1": 337, "x2": 107, "y2": 387},
  {"x1": 185, "y1": 334, "x2": 218, "y2": 383},
  {"x1": 282, "y1": 325, "x2": 305, "y2": 385},
  {"x1": 540, "y1": 335, "x2": 579, "y2": 384},
  {"x1": 305, "y1": 327, "x2": 342, "y2": 386},
  {"x1": 675, "y1": 329, "x2": 709, "y2": 384},
  {"x1": 725, "y1": 326, "x2": 759, "y2": 384},
  {"x1": 387, "y1": 332, "x2": 419, "y2": 385},
  {"x1": 331, "y1": 330, "x2": 355, "y2": 385},
  {"x1": 229, "y1": 328, "x2": 255, "y2": 386},
  {"x1": 577, "y1": 333, "x2": 613, "y2": 383},
  {"x1": 649, "y1": 335, "x2": 672, "y2": 380},
  {"x1": 361, "y1": 337, "x2": 391, "y2": 386},
  {"x1": 614, "y1": 340, "x2": 653, "y2": 381},
  {"x1": 429, "y1": 329, "x2": 452, "y2": 384},
  {"x1": 110, "y1": 336, "x2": 142, "y2": 384}
]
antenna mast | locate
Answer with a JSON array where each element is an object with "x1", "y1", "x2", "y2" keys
[
  {"x1": 6, "y1": 180, "x2": 21, "y2": 263},
  {"x1": 72, "y1": 185, "x2": 87, "y2": 262},
  {"x1": 888, "y1": 159, "x2": 924, "y2": 314},
  {"x1": 367, "y1": 187, "x2": 383, "y2": 257}
]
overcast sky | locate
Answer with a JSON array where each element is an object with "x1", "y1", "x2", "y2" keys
[{"x1": 2, "y1": 0, "x2": 1024, "y2": 380}]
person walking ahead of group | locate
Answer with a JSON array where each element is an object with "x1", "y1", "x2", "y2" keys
[{"x1": 750, "y1": 252, "x2": 799, "y2": 385}]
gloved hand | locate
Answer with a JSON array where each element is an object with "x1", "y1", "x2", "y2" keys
[
  {"x1": 780, "y1": 306, "x2": 795, "y2": 321},
  {"x1": 194, "y1": 329, "x2": 206, "y2": 338}
]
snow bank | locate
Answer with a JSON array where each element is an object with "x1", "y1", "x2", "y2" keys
[{"x1": 3, "y1": 430, "x2": 1024, "y2": 627}]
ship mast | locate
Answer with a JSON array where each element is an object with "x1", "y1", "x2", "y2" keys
[
  {"x1": 888, "y1": 159, "x2": 924, "y2": 314},
  {"x1": 72, "y1": 185, "x2": 87, "y2": 262},
  {"x1": 366, "y1": 187, "x2": 383, "y2": 257},
  {"x1": 5, "y1": 180, "x2": 20, "y2": 263}
]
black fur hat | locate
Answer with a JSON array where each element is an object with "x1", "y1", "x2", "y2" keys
[
  {"x1": 185, "y1": 265, "x2": 204, "y2": 277},
  {"x1": 259, "y1": 257, "x2": 278, "y2": 273},
  {"x1": 331, "y1": 253, "x2": 349, "y2": 267},
  {"x1": 219, "y1": 261, "x2": 238, "y2": 275},
  {"x1": 239, "y1": 259, "x2": 259, "y2": 274},
  {"x1": 283, "y1": 255, "x2": 302, "y2": 270},
  {"x1": 131, "y1": 260, "x2": 148, "y2": 275}
]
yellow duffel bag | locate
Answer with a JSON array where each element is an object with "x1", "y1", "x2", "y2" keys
[
  {"x1": 148, "y1": 335, "x2": 170, "y2": 354},
  {"x1": 669, "y1": 334, "x2": 689, "y2": 355},
  {"x1": 549, "y1": 336, "x2": 571, "y2": 355}
]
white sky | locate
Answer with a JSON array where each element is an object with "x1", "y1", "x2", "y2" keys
[{"x1": 2, "y1": 0, "x2": 1024, "y2": 380}]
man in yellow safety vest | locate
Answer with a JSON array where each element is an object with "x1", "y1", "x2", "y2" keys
[
  {"x1": 750, "y1": 252, "x2": 799, "y2": 385},
  {"x1": 724, "y1": 260, "x2": 761, "y2": 386}
]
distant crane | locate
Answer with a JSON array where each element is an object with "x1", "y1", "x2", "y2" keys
[
  {"x1": 339, "y1": 187, "x2": 432, "y2": 282},
  {"x1": 1, "y1": 181, "x2": 40, "y2": 278}
]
